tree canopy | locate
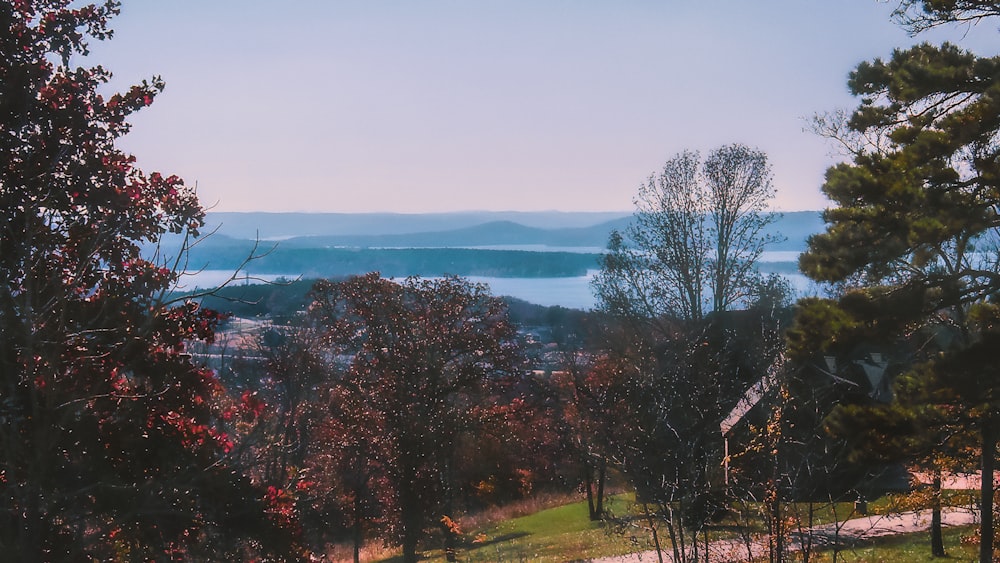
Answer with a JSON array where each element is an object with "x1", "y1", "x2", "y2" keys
[
  {"x1": 0, "y1": 1, "x2": 298, "y2": 559},
  {"x1": 799, "y1": 16, "x2": 1000, "y2": 561},
  {"x1": 306, "y1": 274, "x2": 524, "y2": 563},
  {"x1": 893, "y1": 0, "x2": 1000, "y2": 32},
  {"x1": 593, "y1": 143, "x2": 780, "y2": 325}
]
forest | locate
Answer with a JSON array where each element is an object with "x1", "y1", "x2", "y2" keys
[{"x1": 2, "y1": 1, "x2": 999, "y2": 563}]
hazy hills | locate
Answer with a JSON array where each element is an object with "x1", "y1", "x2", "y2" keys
[
  {"x1": 271, "y1": 220, "x2": 621, "y2": 250},
  {"x1": 203, "y1": 211, "x2": 635, "y2": 240},
  {"x1": 169, "y1": 211, "x2": 823, "y2": 282},
  {"x1": 201, "y1": 211, "x2": 823, "y2": 251}
]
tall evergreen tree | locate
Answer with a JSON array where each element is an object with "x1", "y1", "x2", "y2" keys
[
  {"x1": 800, "y1": 16, "x2": 1000, "y2": 558},
  {"x1": 892, "y1": 0, "x2": 1000, "y2": 32}
]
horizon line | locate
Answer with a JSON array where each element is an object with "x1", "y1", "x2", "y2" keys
[{"x1": 203, "y1": 208, "x2": 823, "y2": 215}]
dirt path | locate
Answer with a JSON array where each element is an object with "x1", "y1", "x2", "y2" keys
[{"x1": 588, "y1": 506, "x2": 978, "y2": 562}]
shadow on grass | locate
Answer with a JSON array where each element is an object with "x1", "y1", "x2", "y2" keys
[
  {"x1": 376, "y1": 532, "x2": 533, "y2": 562},
  {"x1": 467, "y1": 531, "x2": 531, "y2": 549}
]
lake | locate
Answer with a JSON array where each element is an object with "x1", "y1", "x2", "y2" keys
[{"x1": 180, "y1": 252, "x2": 819, "y2": 311}]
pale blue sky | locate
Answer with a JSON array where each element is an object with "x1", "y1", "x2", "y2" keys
[{"x1": 86, "y1": 1, "x2": 998, "y2": 213}]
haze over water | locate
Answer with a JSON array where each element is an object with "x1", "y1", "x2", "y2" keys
[{"x1": 184, "y1": 251, "x2": 812, "y2": 311}]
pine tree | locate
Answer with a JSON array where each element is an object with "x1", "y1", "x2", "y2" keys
[{"x1": 800, "y1": 28, "x2": 1000, "y2": 561}]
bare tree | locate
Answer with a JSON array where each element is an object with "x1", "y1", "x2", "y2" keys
[
  {"x1": 591, "y1": 144, "x2": 785, "y2": 561},
  {"x1": 593, "y1": 144, "x2": 780, "y2": 326},
  {"x1": 704, "y1": 144, "x2": 781, "y2": 313}
]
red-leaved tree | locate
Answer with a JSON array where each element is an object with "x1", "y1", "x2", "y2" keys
[
  {"x1": 307, "y1": 273, "x2": 523, "y2": 563},
  {"x1": 0, "y1": 1, "x2": 300, "y2": 560}
]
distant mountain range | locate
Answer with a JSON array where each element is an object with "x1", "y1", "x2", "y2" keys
[
  {"x1": 202, "y1": 211, "x2": 635, "y2": 240},
  {"x1": 200, "y1": 211, "x2": 824, "y2": 252},
  {"x1": 164, "y1": 211, "x2": 829, "y2": 306},
  {"x1": 157, "y1": 211, "x2": 826, "y2": 282}
]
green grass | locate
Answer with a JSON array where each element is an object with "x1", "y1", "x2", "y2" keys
[
  {"x1": 727, "y1": 500, "x2": 859, "y2": 532},
  {"x1": 374, "y1": 494, "x2": 647, "y2": 562},
  {"x1": 375, "y1": 495, "x2": 879, "y2": 562},
  {"x1": 798, "y1": 524, "x2": 981, "y2": 562},
  {"x1": 369, "y1": 492, "x2": 986, "y2": 563},
  {"x1": 446, "y1": 494, "x2": 642, "y2": 562}
]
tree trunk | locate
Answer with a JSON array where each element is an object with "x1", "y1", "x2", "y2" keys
[
  {"x1": 691, "y1": 523, "x2": 699, "y2": 562},
  {"x1": 665, "y1": 504, "x2": 681, "y2": 563},
  {"x1": 768, "y1": 466, "x2": 783, "y2": 563},
  {"x1": 980, "y1": 412, "x2": 995, "y2": 563},
  {"x1": 585, "y1": 462, "x2": 596, "y2": 520},
  {"x1": 802, "y1": 501, "x2": 815, "y2": 562},
  {"x1": 401, "y1": 517, "x2": 420, "y2": 563},
  {"x1": 442, "y1": 457, "x2": 457, "y2": 563},
  {"x1": 931, "y1": 471, "x2": 944, "y2": 557},
  {"x1": 23, "y1": 490, "x2": 42, "y2": 563},
  {"x1": 768, "y1": 494, "x2": 782, "y2": 563},
  {"x1": 676, "y1": 499, "x2": 688, "y2": 562},
  {"x1": 643, "y1": 502, "x2": 665, "y2": 563},
  {"x1": 353, "y1": 492, "x2": 363, "y2": 563},
  {"x1": 399, "y1": 476, "x2": 422, "y2": 563},
  {"x1": 443, "y1": 520, "x2": 457, "y2": 563},
  {"x1": 595, "y1": 457, "x2": 607, "y2": 518}
]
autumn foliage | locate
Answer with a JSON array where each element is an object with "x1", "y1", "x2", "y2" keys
[
  {"x1": 303, "y1": 274, "x2": 526, "y2": 562},
  {"x1": 0, "y1": 1, "x2": 299, "y2": 560}
]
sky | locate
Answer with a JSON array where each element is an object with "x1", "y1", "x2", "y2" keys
[{"x1": 84, "y1": 1, "x2": 999, "y2": 213}]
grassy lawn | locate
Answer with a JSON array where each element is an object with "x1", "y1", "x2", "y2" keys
[
  {"x1": 371, "y1": 495, "x2": 885, "y2": 562},
  {"x1": 375, "y1": 494, "x2": 646, "y2": 562},
  {"x1": 366, "y1": 491, "x2": 985, "y2": 562},
  {"x1": 798, "y1": 524, "x2": 981, "y2": 562}
]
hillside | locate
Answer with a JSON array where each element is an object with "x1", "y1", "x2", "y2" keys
[
  {"x1": 203, "y1": 211, "x2": 634, "y2": 240},
  {"x1": 184, "y1": 246, "x2": 603, "y2": 280},
  {"x1": 156, "y1": 212, "x2": 823, "y2": 295},
  {"x1": 274, "y1": 219, "x2": 628, "y2": 250},
  {"x1": 196, "y1": 211, "x2": 822, "y2": 251}
]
